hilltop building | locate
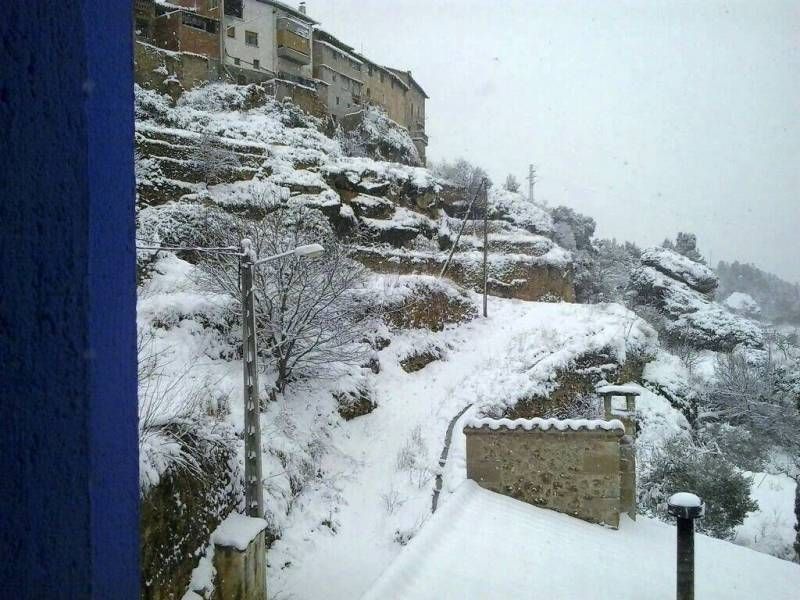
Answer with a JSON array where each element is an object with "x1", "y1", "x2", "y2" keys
[
  {"x1": 222, "y1": 0, "x2": 316, "y2": 84},
  {"x1": 133, "y1": 0, "x2": 428, "y2": 162},
  {"x1": 311, "y1": 30, "x2": 364, "y2": 118},
  {"x1": 388, "y1": 68, "x2": 429, "y2": 163},
  {"x1": 135, "y1": 0, "x2": 222, "y2": 60}
]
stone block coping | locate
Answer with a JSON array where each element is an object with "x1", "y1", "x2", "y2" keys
[
  {"x1": 464, "y1": 417, "x2": 625, "y2": 434},
  {"x1": 595, "y1": 384, "x2": 641, "y2": 396}
]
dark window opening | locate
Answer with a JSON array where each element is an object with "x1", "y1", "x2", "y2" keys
[
  {"x1": 253, "y1": 59, "x2": 260, "y2": 69},
  {"x1": 245, "y1": 30, "x2": 258, "y2": 46},
  {"x1": 225, "y1": 0, "x2": 243, "y2": 18},
  {"x1": 182, "y1": 12, "x2": 218, "y2": 34}
]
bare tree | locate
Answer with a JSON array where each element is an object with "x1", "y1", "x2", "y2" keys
[
  {"x1": 189, "y1": 131, "x2": 242, "y2": 186},
  {"x1": 197, "y1": 203, "x2": 373, "y2": 392}
]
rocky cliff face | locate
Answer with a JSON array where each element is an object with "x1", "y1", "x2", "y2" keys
[{"x1": 135, "y1": 83, "x2": 575, "y2": 303}]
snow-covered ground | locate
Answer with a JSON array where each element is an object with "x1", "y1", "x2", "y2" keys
[
  {"x1": 266, "y1": 297, "x2": 657, "y2": 599},
  {"x1": 735, "y1": 472, "x2": 798, "y2": 561},
  {"x1": 364, "y1": 480, "x2": 800, "y2": 600}
]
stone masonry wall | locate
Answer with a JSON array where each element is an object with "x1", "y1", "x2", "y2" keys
[{"x1": 465, "y1": 425, "x2": 626, "y2": 527}]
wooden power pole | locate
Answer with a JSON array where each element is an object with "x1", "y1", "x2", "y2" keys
[{"x1": 240, "y1": 240, "x2": 264, "y2": 518}]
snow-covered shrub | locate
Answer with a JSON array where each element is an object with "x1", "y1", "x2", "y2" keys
[
  {"x1": 432, "y1": 158, "x2": 491, "y2": 192},
  {"x1": 396, "y1": 426, "x2": 433, "y2": 489},
  {"x1": 338, "y1": 105, "x2": 422, "y2": 166},
  {"x1": 135, "y1": 84, "x2": 173, "y2": 123},
  {"x1": 138, "y1": 327, "x2": 237, "y2": 494},
  {"x1": 137, "y1": 202, "x2": 239, "y2": 268},
  {"x1": 487, "y1": 187, "x2": 554, "y2": 235},
  {"x1": 725, "y1": 292, "x2": 762, "y2": 317},
  {"x1": 702, "y1": 348, "x2": 800, "y2": 462},
  {"x1": 639, "y1": 436, "x2": 757, "y2": 539},
  {"x1": 662, "y1": 232, "x2": 705, "y2": 263},
  {"x1": 551, "y1": 206, "x2": 596, "y2": 252},
  {"x1": 371, "y1": 274, "x2": 477, "y2": 331},
  {"x1": 696, "y1": 422, "x2": 767, "y2": 472},
  {"x1": 189, "y1": 132, "x2": 242, "y2": 185}
]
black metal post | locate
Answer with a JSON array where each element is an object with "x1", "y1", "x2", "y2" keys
[
  {"x1": 668, "y1": 493, "x2": 704, "y2": 600},
  {"x1": 675, "y1": 516, "x2": 695, "y2": 600}
]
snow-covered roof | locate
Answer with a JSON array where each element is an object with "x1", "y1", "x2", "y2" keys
[
  {"x1": 465, "y1": 417, "x2": 625, "y2": 433},
  {"x1": 363, "y1": 481, "x2": 800, "y2": 600}
]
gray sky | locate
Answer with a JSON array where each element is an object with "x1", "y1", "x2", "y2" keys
[{"x1": 307, "y1": 0, "x2": 800, "y2": 282}]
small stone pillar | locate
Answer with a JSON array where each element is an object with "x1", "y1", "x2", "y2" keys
[
  {"x1": 597, "y1": 385, "x2": 640, "y2": 521},
  {"x1": 597, "y1": 385, "x2": 640, "y2": 440},
  {"x1": 212, "y1": 513, "x2": 268, "y2": 600}
]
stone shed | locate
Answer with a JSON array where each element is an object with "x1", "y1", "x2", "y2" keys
[{"x1": 464, "y1": 417, "x2": 635, "y2": 528}]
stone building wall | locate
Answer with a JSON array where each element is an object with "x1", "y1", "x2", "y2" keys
[{"x1": 465, "y1": 419, "x2": 629, "y2": 528}]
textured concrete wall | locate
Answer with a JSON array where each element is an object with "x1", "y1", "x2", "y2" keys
[
  {"x1": 465, "y1": 427, "x2": 625, "y2": 527},
  {"x1": 1, "y1": 2, "x2": 138, "y2": 597},
  {"x1": 214, "y1": 531, "x2": 267, "y2": 600}
]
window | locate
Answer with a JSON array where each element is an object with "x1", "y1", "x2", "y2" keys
[
  {"x1": 182, "y1": 12, "x2": 218, "y2": 34},
  {"x1": 227, "y1": 26, "x2": 235, "y2": 38},
  {"x1": 224, "y1": 0, "x2": 243, "y2": 18},
  {"x1": 336, "y1": 97, "x2": 340, "y2": 105},
  {"x1": 253, "y1": 59, "x2": 260, "y2": 69},
  {"x1": 380, "y1": 72, "x2": 384, "y2": 83},
  {"x1": 234, "y1": 57, "x2": 240, "y2": 65},
  {"x1": 208, "y1": 0, "x2": 219, "y2": 9},
  {"x1": 245, "y1": 30, "x2": 258, "y2": 46},
  {"x1": 366, "y1": 88, "x2": 371, "y2": 98}
]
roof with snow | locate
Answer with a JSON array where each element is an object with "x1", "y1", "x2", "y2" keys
[
  {"x1": 465, "y1": 417, "x2": 625, "y2": 433},
  {"x1": 363, "y1": 481, "x2": 800, "y2": 600}
]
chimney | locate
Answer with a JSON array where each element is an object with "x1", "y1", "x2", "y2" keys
[{"x1": 299, "y1": 2, "x2": 307, "y2": 14}]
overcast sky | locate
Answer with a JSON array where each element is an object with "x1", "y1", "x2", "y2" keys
[{"x1": 307, "y1": 0, "x2": 799, "y2": 283}]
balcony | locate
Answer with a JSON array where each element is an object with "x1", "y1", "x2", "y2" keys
[{"x1": 276, "y1": 19, "x2": 311, "y2": 65}]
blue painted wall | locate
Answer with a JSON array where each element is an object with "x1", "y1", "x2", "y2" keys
[{"x1": 0, "y1": 3, "x2": 138, "y2": 598}]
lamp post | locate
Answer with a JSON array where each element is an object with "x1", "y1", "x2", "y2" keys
[{"x1": 240, "y1": 239, "x2": 324, "y2": 517}]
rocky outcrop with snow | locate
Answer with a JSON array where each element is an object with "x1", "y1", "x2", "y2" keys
[
  {"x1": 629, "y1": 247, "x2": 764, "y2": 351},
  {"x1": 641, "y1": 247, "x2": 718, "y2": 294}
]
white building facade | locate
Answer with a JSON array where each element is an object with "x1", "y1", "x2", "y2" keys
[{"x1": 223, "y1": 0, "x2": 315, "y2": 82}]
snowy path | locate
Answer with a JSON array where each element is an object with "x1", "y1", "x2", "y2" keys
[{"x1": 266, "y1": 298, "x2": 656, "y2": 599}]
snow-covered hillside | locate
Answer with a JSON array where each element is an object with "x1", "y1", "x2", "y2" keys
[
  {"x1": 266, "y1": 295, "x2": 658, "y2": 599},
  {"x1": 134, "y1": 82, "x2": 799, "y2": 599}
]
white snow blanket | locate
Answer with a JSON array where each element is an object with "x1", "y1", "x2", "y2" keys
[{"x1": 364, "y1": 480, "x2": 800, "y2": 600}]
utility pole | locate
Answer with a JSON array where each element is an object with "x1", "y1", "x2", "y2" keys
[
  {"x1": 240, "y1": 239, "x2": 264, "y2": 518},
  {"x1": 527, "y1": 164, "x2": 537, "y2": 204},
  {"x1": 482, "y1": 179, "x2": 489, "y2": 318}
]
